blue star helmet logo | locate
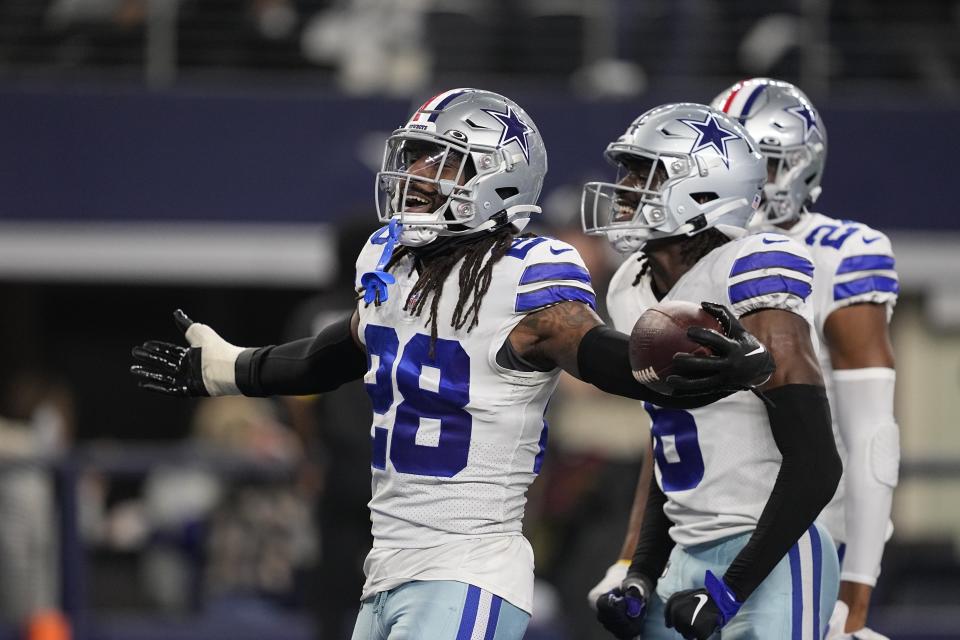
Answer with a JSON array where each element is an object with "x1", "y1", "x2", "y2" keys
[
  {"x1": 482, "y1": 104, "x2": 534, "y2": 163},
  {"x1": 678, "y1": 113, "x2": 742, "y2": 168},
  {"x1": 784, "y1": 103, "x2": 820, "y2": 141}
]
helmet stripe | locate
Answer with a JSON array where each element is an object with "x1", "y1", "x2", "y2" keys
[
  {"x1": 412, "y1": 91, "x2": 445, "y2": 122},
  {"x1": 426, "y1": 89, "x2": 468, "y2": 122},
  {"x1": 721, "y1": 83, "x2": 744, "y2": 113},
  {"x1": 736, "y1": 84, "x2": 768, "y2": 124}
]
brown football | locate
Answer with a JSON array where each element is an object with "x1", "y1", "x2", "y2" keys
[{"x1": 629, "y1": 300, "x2": 725, "y2": 395}]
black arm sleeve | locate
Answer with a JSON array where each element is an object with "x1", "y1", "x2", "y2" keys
[
  {"x1": 627, "y1": 468, "x2": 675, "y2": 586},
  {"x1": 234, "y1": 314, "x2": 367, "y2": 397},
  {"x1": 722, "y1": 384, "x2": 842, "y2": 602},
  {"x1": 576, "y1": 325, "x2": 727, "y2": 408}
]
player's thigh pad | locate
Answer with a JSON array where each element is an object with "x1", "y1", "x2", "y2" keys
[{"x1": 352, "y1": 580, "x2": 529, "y2": 640}]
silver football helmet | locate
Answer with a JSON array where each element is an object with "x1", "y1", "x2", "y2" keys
[
  {"x1": 376, "y1": 88, "x2": 547, "y2": 247},
  {"x1": 581, "y1": 103, "x2": 765, "y2": 253},
  {"x1": 711, "y1": 78, "x2": 827, "y2": 228}
]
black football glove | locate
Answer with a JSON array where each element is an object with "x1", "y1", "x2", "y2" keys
[
  {"x1": 596, "y1": 576, "x2": 651, "y2": 640},
  {"x1": 664, "y1": 570, "x2": 742, "y2": 640},
  {"x1": 130, "y1": 309, "x2": 208, "y2": 397},
  {"x1": 666, "y1": 301, "x2": 775, "y2": 395}
]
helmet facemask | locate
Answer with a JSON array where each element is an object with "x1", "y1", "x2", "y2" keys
[
  {"x1": 582, "y1": 151, "x2": 713, "y2": 253},
  {"x1": 752, "y1": 141, "x2": 823, "y2": 228},
  {"x1": 376, "y1": 130, "x2": 531, "y2": 247},
  {"x1": 376, "y1": 132, "x2": 484, "y2": 246}
]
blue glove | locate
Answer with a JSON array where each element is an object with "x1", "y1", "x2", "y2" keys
[{"x1": 596, "y1": 585, "x2": 647, "y2": 639}]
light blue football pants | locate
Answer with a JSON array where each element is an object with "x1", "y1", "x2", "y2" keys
[
  {"x1": 640, "y1": 523, "x2": 839, "y2": 640},
  {"x1": 351, "y1": 580, "x2": 530, "y2": 640}
]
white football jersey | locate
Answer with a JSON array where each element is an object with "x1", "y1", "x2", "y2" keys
[
  {"x1": 607, "y1": 233, "x2": 818, "y2": 548},
  {"x1": 777, "y1": 212, "x2": 899, "y2": 544},
  {"x1": 353, "y1": 230, "x2": 596, "y2": 612}
]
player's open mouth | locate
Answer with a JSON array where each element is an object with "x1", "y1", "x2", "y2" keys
[
  {"x1": 614, "y1": 197, "x2": 639, "y2": 222},
  {"x1": 404, "y1": 189, "x2": 436, "y2": 213}
]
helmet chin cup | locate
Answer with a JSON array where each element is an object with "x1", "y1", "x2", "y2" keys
[
  {"x1": 606, "y1": 229, "x2": 647, "y2": 254},
  {"x1": 399, "y1": 226, "x2": 440, "y2": 247},
  {"x1": 758, "y1": 183, "x2": 800, "y2": 227}
]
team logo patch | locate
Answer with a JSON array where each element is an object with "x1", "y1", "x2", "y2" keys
[
  {"x1": 482, "y1": 104, "x2": 534, "y2": 163},
  {"x1": 784, "y1": 103, "x2": 820, "y2": 141},
  {"x1": 678, "y1": 113, "x2": 741, "y2": 168}
]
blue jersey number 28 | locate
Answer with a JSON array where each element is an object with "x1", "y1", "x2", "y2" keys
[
  {"x1": 643, "y1": 403, "x2": 704, "y2": 491},
  {"x1": 364, "y1": 325, "x2": 472, "y2": 478}
]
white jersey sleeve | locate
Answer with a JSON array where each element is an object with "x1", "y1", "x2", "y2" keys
[
  {"x1": 824, "y1": 227, "x2": 898, "y2": 321},
  {"x1": 725, "y1": 232, "x2": 816, "y2": 321},
  {"x1": 509, "y1": 236, "x2": 597, "y2": 316}
]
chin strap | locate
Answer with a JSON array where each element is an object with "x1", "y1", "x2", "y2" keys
[
  {"x1": 674, "y1": 197, "x2": 751, "y2": 237},
  {"x1": 408, "y1": 209, "x2": 531, "y2": 262},
  {"x1": 360, "y1": 218, "x2": 402, "y2": 306}
]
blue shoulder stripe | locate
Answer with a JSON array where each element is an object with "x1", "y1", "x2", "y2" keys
[
  {"x1": 520, "y1": 262, "x2": 591, "y2": 286},
  {"x1": 729, "y1": 275, "x2": 812, "y2": 304},
  {"x1": 834, "y1": 275, "x2": 899, "y2": 301},
  {"x1": 836, "y1": 254, "x2": 895, "y2": 275},
  {"x1": 730, "y1": 251, "x2": 814, "y2": 278},
  {"x1": 506, "y1": 236, "x2": 549, "y2": 259},
  {"x1": 516, "y1": 285, "x2": 596, "y2": 313}
]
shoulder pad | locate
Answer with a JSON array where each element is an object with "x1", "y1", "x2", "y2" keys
[
  {"x1": 726, "y1": 233, "x2": 815, "y2": 317},
  {"x1": 511, "y1": 236, "x2": 596, "y2": 314}
]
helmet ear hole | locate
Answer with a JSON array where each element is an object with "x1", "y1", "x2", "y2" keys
[
  {"x1": 496, "y1": 187, "x2": 519, "y2": 200},
  {"x1": 690, "y1": 192, "x2": 719, "y2": 204}
]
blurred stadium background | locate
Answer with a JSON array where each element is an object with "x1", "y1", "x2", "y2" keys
[{"x1": 1, "y1": 0, "x2": 959, "y2": 639}]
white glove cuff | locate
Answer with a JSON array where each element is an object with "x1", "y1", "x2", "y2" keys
[
  {"x1": 587, "y1": 560, "x2": 630, "y2": 610},
  {"x1": 184, "y1": 323, "x2": 244, "y2": 396}
]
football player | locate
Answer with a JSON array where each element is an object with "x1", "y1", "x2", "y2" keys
[
  {"x1": 129, "y1": 89, "x2": 773, "y2": 640},
  {"x1": 713, "y1": 78, "x2": 899, "y2": 640},
  {"x1": 582, "y1": 103, "x2": 842, "y2": 639}
]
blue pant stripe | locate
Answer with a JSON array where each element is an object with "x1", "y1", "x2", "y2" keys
[
  {"x1": 456, "y1": 585, "x2": 481, "y2": 640},
  {"x1": 483, "y1": 595, "x2": 503, "y2": 640},
  {"x1": 810, "y1": 527, "x2": 823, "y2": 638},
  {"x1": 789, "y1": 544, "x2": 803, "y2": 640},
  {"x1": 837, "y1": 542, "x2": 846, "y2": 567}
]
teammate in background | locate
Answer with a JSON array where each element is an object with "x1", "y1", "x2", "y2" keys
[
  {"x1": 712, "y1": 78, "x2": 899, "y2": 640},
  {"x1": 129, "y1": 89, "x2": 774, "y2": 640},
  {"x1": 583, "y1": 103, "x2": 842, "y2": 639}
]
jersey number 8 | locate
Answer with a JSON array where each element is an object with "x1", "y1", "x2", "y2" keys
[{"x1": 644, "y1": 403, "x2": 705, "y2": 492}]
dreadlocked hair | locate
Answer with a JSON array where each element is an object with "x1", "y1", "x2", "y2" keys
[
  {"x1": 631, "y1": 255, "x2": 650, "y2": 287},
  {"x1": 631, "y1": 229, "x2": 729, "y2": 287},
  {"x1": 679, "y1": 228, "x2": 730, "y2": 266},
  {"x1": 384, "y1": 226, "x2": 518, "y2": 350}
]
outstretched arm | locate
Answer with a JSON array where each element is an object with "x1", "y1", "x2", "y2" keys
[
  {"x1": 507, "y1": 300, "x2": 774, "y2": 406},
  {"x1": 131, "y1": 309, "x2": 367, "y2": 397}
]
